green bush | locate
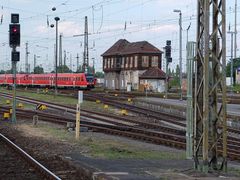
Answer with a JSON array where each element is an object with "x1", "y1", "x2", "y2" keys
[{"x1": 233, "y1": 84, "x2": 240, "y2": 93}]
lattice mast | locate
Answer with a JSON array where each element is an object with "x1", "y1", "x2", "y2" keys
[
  {"x1": 83, "y1": 16, "x2": 89, "y2": 73},
  {"x1": 194, "y1": 0, "x2": 227, "y2": 172}
]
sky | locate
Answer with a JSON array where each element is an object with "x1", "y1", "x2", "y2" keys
[{"x1": 0, "y1": 0, "x2": 239, "y2": 73}]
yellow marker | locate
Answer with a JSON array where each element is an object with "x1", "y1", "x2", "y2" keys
[
  {"x1": 17, "y1": 103, "x2": 24, "y2": 108},
  {"x1": 104, "y1": 104, "x2": 109, "y2": 109},
  {"x1": 40, "y1": 105, "x2": 47, "y2": 110},
  {"x1": 128, "y1": 98, "x2": 132, "y2": 102},
  {"x1": 96, "y1": 100, "x2": 101, "y2": 104},
  {"x1": 120, "y1": 109, "x2": 128, "y2": 116},
  {"x1": 6, "y1": 99, "x2": 10, "y2": 104},
  {"x1": 36, "y1": 104, "x2": 47, "y2": 111},
  {"x1": 3, "y1": 113, "x2": 10, "y2": 119},
  {"x1": 9, "y1": 109, "x2": 12, "y2": 114}
]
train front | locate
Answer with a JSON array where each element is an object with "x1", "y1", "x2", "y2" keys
[{"x1": 85, "y1": 73, "x2": 96, "y2": 89}]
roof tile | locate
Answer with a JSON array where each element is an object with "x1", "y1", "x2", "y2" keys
[
  {"x1": 102, "y1": 39, "x2": 162, "y2": 56},
  {"x1": 140, "y1": 67, "x2": 166, "y2": 79}
]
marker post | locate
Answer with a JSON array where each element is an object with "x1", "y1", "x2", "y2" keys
[{"x1": 76, "y1": 91, "x2": 83, "y2": 140}]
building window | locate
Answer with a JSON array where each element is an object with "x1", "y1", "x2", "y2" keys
[
  {"x1": 104, "y1": 58, "x2": 107, "y2": 69},
  {"x1": 151, "y1": 56, "x2": 158, "y2": 67},
  {"x1": 130, "y1": 57, "x2": 133, "y2": 68},
  {"x1": 114, "y1": 57, "x2": 116, "y2": 68},
  {"x1": 111, "y1": 58, "x2": 114, "y2": 68},
  {"x1": 142, "y1": 56, "x2": 149, "y2": 67},
  {"x1": 134, "y1": 56, "x2": 138, "y2": 68},
  {"x1": 126, "y1": 57, "x2": 129, "y2": 68},
  {"x1": 107, "y1": 58, "x2": 110, "y2": 68},
  {"x1": 121, "y1": 57, "x2": 125, "y2": 68}
]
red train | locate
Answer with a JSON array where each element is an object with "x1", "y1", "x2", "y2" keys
[{"x1": 0, "y1": 73, "x2": 96, "y2": 89}]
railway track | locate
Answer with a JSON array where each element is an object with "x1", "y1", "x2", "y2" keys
[
  {"x1": 0, "y1": 133, "x2": 60, "y2": 180},
  {"x1": 84, "y1": 93, "x2": 186, "y2": 125},
  {"x1": 0, "y1": 91, "x2": 240, "y2": 138},
  {"x1": 2, "y1": 107, "x2": 240, "y2": 161},
  {"x1": 0, "y1": 92, "x2": 240, "y2": 161}
]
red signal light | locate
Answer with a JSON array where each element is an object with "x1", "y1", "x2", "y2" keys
[
  {"x1": 9, "y1": 24, "x2": 20, "y2": 46},
  {"x1": 13, "y1": 28, "x2": 17, "y2": 33}
]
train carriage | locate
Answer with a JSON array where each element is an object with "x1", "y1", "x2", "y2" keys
[{"x1": 0, "y1": 73, "x2": 95, "y2": 89}]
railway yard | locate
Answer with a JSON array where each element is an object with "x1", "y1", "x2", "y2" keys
[{"x1": 1, "y1": 87, "x2": 240, "y2": 180}]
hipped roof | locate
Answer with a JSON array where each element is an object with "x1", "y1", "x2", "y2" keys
[
  {"x1": 102, "y1": 39, "x2": 162, "y2": 56},
  {"x1": 139, "y1": 67, "x2": 166, "y2": 79}
]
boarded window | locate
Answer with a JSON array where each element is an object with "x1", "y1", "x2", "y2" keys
[
  {"x1": 125, "y1": 57, "x2": 129, "y2": 68},
  {"x1": 107, "y1": 58, "x2": 110, "y2": 68},
  {"x1": 130, "y1": 57, "x2": 133, "y2": 68},
  {"x1": 134, "y1": 56, "x2": 138, "y2": 68},
  {"x1": 111, "y1": 58, "x2": 114, "y2": 68},
  {"x1": 151, "y1": 56, "x2": 158, "y2": 67},
  {"x1": 142, "y1": 56, "x2": 149, "y2": 67},
  {"x1": 121, "y1": 57, "x2": 125, "y2": 68}
]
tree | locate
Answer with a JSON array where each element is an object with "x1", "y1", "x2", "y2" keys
[
  {"x1": 169, "y1": 65, "x2": 180, "y2": 88},
  {"x1": 175, "y1": 64, "x2": 180, "y2": 78},
  {"x1": 0, "y1": 70, "x2": 5, "y2": 74},
  {"x1": 76, "y1": 65, "x2": 83, "y2": 73},
  {"x1": 57, "y1": 65, "x2": 72, "y2": 73},
  {"x1": 34, "y1": 66, "x2": 44, "y2": 74},
  {"x1": 226, "y1": 58, "x2": 240, "y2": 84},
  {"x1": 5, "y1": 69, "x2": 13, "y2": 74},
  {"x1": 87, "y1": 66, "x2": 95, "y2": 74},
  {"x1": 95, "y1": 71, "x2": 104, "y2": 78}
]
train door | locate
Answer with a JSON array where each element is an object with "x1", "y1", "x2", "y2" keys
[
  {"x1": 73, "y1": 77, "x2": 76, "y2": 88},
  {"x1": 50, "y1": 76, "x2": 53, "y2": 87}
]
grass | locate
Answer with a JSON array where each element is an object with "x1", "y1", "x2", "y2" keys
[
  {"x1": 0, "y1": 87, "x2": 124, "y2": 115},
  {"x1": 0, "y1": 96, "x2": 34, "y2": 109},
  {"x1": 33, "y1": 123, "x2": 185, "y2": 160},
  {"x1": 85, "y1": 142, "x2": 185, "y2": 160},
  {"x1": 0, "y1": 87, "x2": 103, "y2": 109}
]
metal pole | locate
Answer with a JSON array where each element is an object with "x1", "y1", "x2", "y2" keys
[
  {"x1": 25, "y1": 42, "x2": 29, "y2": 73},
  {"x1": 34, "y1": 54, "x2": 36, "y2": 73},
  {"x1": 179, "y1": 12, "x2": 183, "y2": 101},
  {"x1": 76, "y1": 53, "x2": 79, "y2": 71},
  {"x1": 234, "y1": 0, "x2": 237, "y2": 59},
  {"x1": 54, "y1": 17, "x2": 60, "y2": 95},
  {"x1": 186, "y1": 42, "x2": 195, "y2": 159},
  {"x1": 231, "y1": 32, "x2": 234, "y2": 90},
  {"x1": 83, "y1": 16, "x2": 89, "y2": 73},
  {"x1": 64, "y1": 50, "x2": 66, "y2": 66},
  {"x1": 12, "y1": 47, "x2": 17, "y2": 123},
  {"x1": 59, "y1": 34, "x2": 62, "y2": 68},
  {"x1": 228, "y1": 29, "x2": 234, "y2": 90},
  {"x1": 165, "y1": 55, "x2": 168, "y2": 98}
]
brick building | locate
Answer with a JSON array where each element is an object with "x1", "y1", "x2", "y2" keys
[{"x1": 102, "y1": 39, "x2": 165, "y2": 91}]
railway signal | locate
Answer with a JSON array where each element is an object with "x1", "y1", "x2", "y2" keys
[
  {"x1": 9, "y1": 24, "x2": 20, "y2": 47},
  {"x1": 9, "y1": 13, "x2": 21, "y2": 124},
  {"x1": 165, "y1": 40, "x2": 172, "y2": 63}
]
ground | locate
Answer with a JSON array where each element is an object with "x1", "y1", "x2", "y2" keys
[{"x1": 1, "y1": 119, "x2": 240, "y2": 180}]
